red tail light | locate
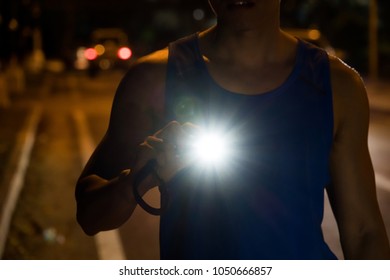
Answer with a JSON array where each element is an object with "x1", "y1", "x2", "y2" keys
[
  {"x1": 84, "y1": 48, "x2": 98, "y2": 60},
  {"x1": 117, "y1": 47, "x2": 132, "y2": 60}
]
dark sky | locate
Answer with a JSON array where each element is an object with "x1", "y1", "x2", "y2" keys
[
  {"x1": 0, "y1": 0, "x2": 215, "y2": 65},
  {"x1": 2, "y1": 0, "x2": 390, "y2": 75},
  {"x1": 38, "y1": 0, "x2": 213, "y2": 57}
]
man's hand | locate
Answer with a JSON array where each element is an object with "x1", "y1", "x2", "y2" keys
[{"x1": 134, "y1": 121, "x2": 200, "y2": 184}]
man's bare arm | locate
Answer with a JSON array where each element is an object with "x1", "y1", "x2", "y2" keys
[
  {"x1": 328, "y1": 57, "x2": 390, "y2": 259},
  {"x1": 75, "y1": 51, "x2": 168, "y2": 235}
]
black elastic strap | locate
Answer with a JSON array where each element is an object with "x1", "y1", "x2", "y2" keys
[{"x1": 132, "y1": 159, "x2": 168, "y2": 216}]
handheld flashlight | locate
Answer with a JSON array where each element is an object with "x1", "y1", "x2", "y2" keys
[
  {"x1": 190, "y1": 132, "x2": 230, "y2": 166},
  {"x1": 133, "y1": 131, "x2": 231, "y2": 215}
]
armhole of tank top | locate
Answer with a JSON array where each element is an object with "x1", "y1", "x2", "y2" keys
[
  {"x1": 308, "y1": 44, "x2": 334, "y2": 153},
  {"x1": 322, "y1": 52, "x2": 334, "y2": 145}
]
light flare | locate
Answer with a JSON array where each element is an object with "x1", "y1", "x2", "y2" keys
[{"x1": 191, "y1": 132, "x2": 230, "y2": 165}]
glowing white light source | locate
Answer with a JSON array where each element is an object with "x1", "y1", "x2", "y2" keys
[{"x1": 192, "y1": 132, "x2": 229, "y2": 165}]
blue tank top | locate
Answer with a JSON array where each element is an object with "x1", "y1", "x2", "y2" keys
[{"x1": 160, "y1": 33, "x2": 337, "y2": 260}]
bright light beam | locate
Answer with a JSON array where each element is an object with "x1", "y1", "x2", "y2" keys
[{"x1": 191, "y1": 132, "x2": 230, "y2": 165}]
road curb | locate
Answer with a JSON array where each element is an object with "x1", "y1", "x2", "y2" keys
[{"x1": 0, "y1": 104, "x2": 42, "y2": 258}]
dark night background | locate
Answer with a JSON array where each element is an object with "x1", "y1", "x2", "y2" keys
[
  {"x1": 1, "y1": 0, "x2": 390, "y2": 77},
  {"x1": 1, "y1": 1, "x2": 390, "y2": 263}
]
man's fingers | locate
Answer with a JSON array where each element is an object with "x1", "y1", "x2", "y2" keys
[
  {"x1": 153, "y1": 121, "x2": 182, "y2": 142},
  {"x1": 143, "y1": 135, "x2": 163, "y2": 150},
  {"x1": 181, "y1": 122, "x2": 201, "y2": 135},
  {"x1": 135, "y1": 121, "x2": 202, "y2": 182}
]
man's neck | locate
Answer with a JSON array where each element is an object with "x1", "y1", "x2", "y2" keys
[{"x1": 199, "y1": 24, "x2": 291, "y2": 68}]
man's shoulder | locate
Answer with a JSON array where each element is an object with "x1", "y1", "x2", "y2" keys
[
  {"x1": 328, "y1": 56, "x2": 367, "y2": 110},
  {"x1": 328, "y1": 55, "x2": 369, "y2": 135},
  {"x1": 116, "y1": 48, "x2": 169, "y2": 95},
  {"x1": 137, "y1": 48, "x2": 169, "y2": 66},
  {"x1": 329, "y1": 56, "x2": 365, "y2": 93},
  {"x1": 128, "y1": 48, "x2": 169, "y2": 79}
]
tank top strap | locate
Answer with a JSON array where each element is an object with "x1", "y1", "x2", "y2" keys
[
  {"x1": 165, "y1": 33, "x2": 210, "y2": 124},
  {"x1": 167, "y1": 33, "x2": 203, "y2": 78},
  {"x1": 297, "y1": 40, "x2": 332, "y2": 97}
]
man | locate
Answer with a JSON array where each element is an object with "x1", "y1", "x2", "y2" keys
[{"x1": 75, "y1": 0, "x2": 390, "y2": 259}]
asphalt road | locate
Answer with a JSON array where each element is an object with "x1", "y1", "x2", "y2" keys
[{"x1": 1, "y1": 70, "x2": 389, "y2": 260}]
